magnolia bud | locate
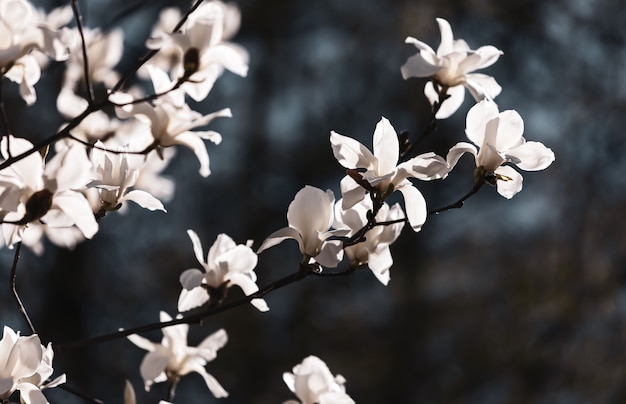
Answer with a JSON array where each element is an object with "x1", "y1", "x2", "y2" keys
[{"x1": 24, "y1": 189, "x2": 53, "y2": 223}]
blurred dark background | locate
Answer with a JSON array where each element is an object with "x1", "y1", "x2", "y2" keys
[{"x1": 1, "y1": 0, "x2": 625, "y2": 403}]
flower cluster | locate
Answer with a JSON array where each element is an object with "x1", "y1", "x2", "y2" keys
[{"x1": 0, "y1": 2, "x2": 557, "y2": 403}]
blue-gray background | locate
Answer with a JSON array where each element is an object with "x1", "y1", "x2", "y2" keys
[{"x1": 1, "y1": 0, "x2": 625, "y2": 403}]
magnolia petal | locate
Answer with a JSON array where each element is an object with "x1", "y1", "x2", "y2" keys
[
  {"x1": 465, "y1": 99, "x2": 499, "y2": 146},
  {"x1": 127, "y1": 334, "x2": 157, "y2": 352},
  {"x1": 286, "y1": 186, "x2": 334, "y2": 241},
  {"x1": 186, "y1": 229, "x2": 207, "y2": 267},
  {"x1": 314, "y1": 240, "x2": 343, "y2": 268},
  {"x1": 495, "y1": 166, "x2": 523, "y2": 199},
  {"x1": 472, "y1": 45, "x2": 503, "y2": 70},
  {"x1": 330, "y1": 131, "x2": 376, "y2": 170},
  {"x1": 445, "y1": 141, "x2": 477, "y2": 170},
  {"x1": 400, "y1": 53, "x2": 441, "y2": 79},
  {"x1": 425, "y1": 81, "x2": 465, "y2": 119},
  {"x1": 14, "y1": 381, "x2": 47, "y2": 404},
  {"x1": 436, "y1": 18, "x2": 454, "y2": 55},
  {"x1": 400, "y1": 151, "x2": 449, "y2": 180},
  {"x1": 495, "y1": 110, "x2": 525, "y2": 151},
  {"x1": 124, "y1": 380, "x2": 136, "y2": 404},
  {"x1": 257, "y1": 226, "x2": 301, "y2": 254},
  {"x1": 173, "y1": 132, "x2": 211, "y2": 177},
  {"x1": 367, "y1": 246, "x2": 393, "y2": 286},
  {"x1": 186, "y1": 363, "x2": 228, "y2": 398},
  {"x1": 250, "y1": 298, "x2": 269, "y2": 312},
  {"x1": 198, "y1": 328, "x2": 228, "y2": 353},
  {"x1": 339, "y1": 175, "x2": 366, "y2": 210},
  {"x1": 397, "y1": 182, "x2": 427, "y2": 232},
  {"x1": 218, "y1": 244, "x2": 257, "y2": 274},
  {"x1": 207, "y1": 233, "x2": 237, "y2": 265},
  {"x1": 123, "y1": 190, "x2": 166, "y2": 212},
  {"x1": 372, "y1": 117, "x2": 399, "y2": 176},
  {"x1": 139, "y1": 352, "x2": 169, "y2": 389},
  {"x1": 465, "y1": 73, "x2": 502, "y2": 102},
  {"x1": 52, "y1": 191, "x2": 98, "y2": 238},
  {"x1": 507, "y1": 141, "x2": 555, "y2": 171},
  {"x1": 177, "y1": 286, "x2": 209, "y2": 312},
  {"x1": 179, "y1": 268, "x2": 205, "y2": 289}
]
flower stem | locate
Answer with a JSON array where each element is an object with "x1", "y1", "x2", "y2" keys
[{"x1": 10, "y1": 241, "x2": 36, "y2": 334}]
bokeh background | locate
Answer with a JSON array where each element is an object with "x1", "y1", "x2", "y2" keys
[{"x1": 1, "y1": 0, "x2": 625, "y2": 403}]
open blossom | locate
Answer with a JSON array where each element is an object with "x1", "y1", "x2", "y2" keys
[
  {"x1": 112, "y1": 94, "x2": 230, "y2": 177},
  {"x1": 334, "y1": 198, "x2": 404, "y2": 285},
  {"x1": 258, "y1": 185, "x2": 345, "y2": 268},
  {"x1": 0, "y1": 326, "x2": 65, "y2": 404},
  {"x1": 401, "y1": 18, "x2": 503, "y2": 119},
  {"x1": 0, "y1": 136, "x2": 97, "y2": 247},
  {"x1": 145, "y1": 1, "x2": 248, "y2": 102},
  {"x1": 331, "y1": 117, "x2": 447, "y2": 232},
  {"x1": 283, "y1": 356, "x2": 354, "y2": 404},
  {"x1": 0, "y1": 0, "x2": 71, "y2": 104},
  {"x1": 178, "y1": 230, "x2": 268, "y2": 312},
  {"x1": 128, "y1": 312, "x2": 229, "y2": 397},
  {"x1": 88, "y1": 142, "x2": 166, "y2": 215},
  {"x1": 445, "y1": 99, "x2": 555, "y2": 198}
]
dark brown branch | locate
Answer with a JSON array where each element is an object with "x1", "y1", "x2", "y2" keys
[
  {"x1": 71, "y1": 0, "x2": 96, "y2": 104},
  {"x1": 9, "y1": 241, "x2": 36, "y2": 334}
]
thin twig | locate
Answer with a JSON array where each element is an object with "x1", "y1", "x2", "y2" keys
[
  {"x1": 56, "y1": 265, "x2": 312, "y2": 352},
  {"x1": 9, "y1": 241, "x2": 36, "y2": 334},
  {"x1": 71, "y1": 0, "x2": 96, "y2": 104},
  {"x1": 428, "y1": 182, "x2": 483, "y2": 215},
  {"x1": 0, "y1": 79, "x2": 12, "y2": 159},
  {"x1": 58, "y1": 384, "x2": 104, "y2": 404}
]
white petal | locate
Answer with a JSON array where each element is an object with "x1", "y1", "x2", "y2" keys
[
  {"x1": 367, "y1": 246, "x2": 393, "y2": 285},
  {"x1": 127, "y1": 334, "x2": 156, "y2": 352},
  {"x1": 187, "y1": 229, "x2": 207, "y2": 266},
  {"x1": 330, "y1": 131, "x2": 376, "y2": 170},
  {"x1": 52, "y1": 191, "x2": 98, "y2": 238},
  {"x1": 495, "y1": 166, "x2": 523, "y2": 199},
  {"x1": 339, "y1": 175, "x2": 366, "y2": 210},
  {"x1": 172, "y1": 132, "x2": 211, "y2": 177},
  {"x1": 257, "y1": 226, "x2": 301, "y2": 254},
  {"x1": 185, "y1": 363, "x2": 228, "y2": 398},
  {"x1": 445, "y1": 142, "x2": 477, "y2": 170},
  {"x1": 250, "y1": 298, "x2": 269, "y2": 312},
  {"x1": 179, "y1": 268, "x2": 205, "y2": 289},
  {"x1": 139, "y1": 352, "x2": 169, "y2": 386},
  {"x1": 372, "y1": 117, "x2": 399, "y2": 176},
  {"x1": 495, "y1": 109, "x2": 525, "y2": 151},
  {"x1": 465, "y1": 99, "x2": 499, "y2": 146},
  {"x1": 123, "y1": 190, "x2": 166, "y2": 211},
  {"x1": 400, "y1": 53, "x2": 441, "y2": 79},
  {"x1": 177, "y1": 286, "x2": 210, "y2": 312},
  {"x1": 506, "y1": 141, "x2": 555, "y2": 171},
  {"x1": 436, "y1": 18, "x2": 454, "y2": 55},
  {"x1": 397, "y1": 182, "x2": 427, "y2": 232}
]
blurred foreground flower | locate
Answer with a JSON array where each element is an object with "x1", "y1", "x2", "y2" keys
[
  {"x1": 127, "y1": 312, "x2": 228, "y2": 398},
  {"x1": 0, "y1": 326, "x2": 65, "y2": 404},
  {"x1": 401, "y1": 18, "x2": 503, "y2": 119},
  {"x1": 283, "y1": 355, "x2": 354, "y2": 404}
]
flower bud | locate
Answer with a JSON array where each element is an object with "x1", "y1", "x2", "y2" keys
[{"x1": 24, "y1": 189, "x2": 53, "y2": 223}]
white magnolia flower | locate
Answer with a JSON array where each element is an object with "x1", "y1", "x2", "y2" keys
[
  {"x1": 334, "y1": 198, "x2": 404, "y2": 285},
  {"x1": 0, "y1": 0, "x2": 71, "y2": 104},
  {"x1": 330, "y1": 117, "x2": 447, "y2": 232},
  {"x1": 258, "y1": 185, "x2": 344, "y2": 268},
  {"x1": 178, "y1": 230, "x2": 268, "y2": 312},
  {"x1": 401, "y1": 18, "x2": 503, "y2": 119},
  {"x1": 445, "y1": 99, "x2": 555, "y2": 198},
  {"x1": 88, "y1": 142, "x2": 166, "y2": 215},
  {"x1": 0, "y1": 326, "x2": 65, "y2": 404},
  {"x1": 112, "y1": 95, "x2": 230, "y2": 177},
  {"x1": 145, "y1": 1, "x2": 248, "y2": 102},
  {"x1": 127, "y1": 312, "x2": 228, "y2": 398},
  {"x1": 283, "y1": 356, "x2": 354, "y2": 404},
  {"x1": 0, "y1": 137, "x2": 98, "y2": 247},
  {"x1": 63, "y1": 27, "x2": 123, "y2": 90}
]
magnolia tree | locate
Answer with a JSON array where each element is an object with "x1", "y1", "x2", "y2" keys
[{"x1": 0, "y1": 1, "x2": 554, "y2": 403}]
